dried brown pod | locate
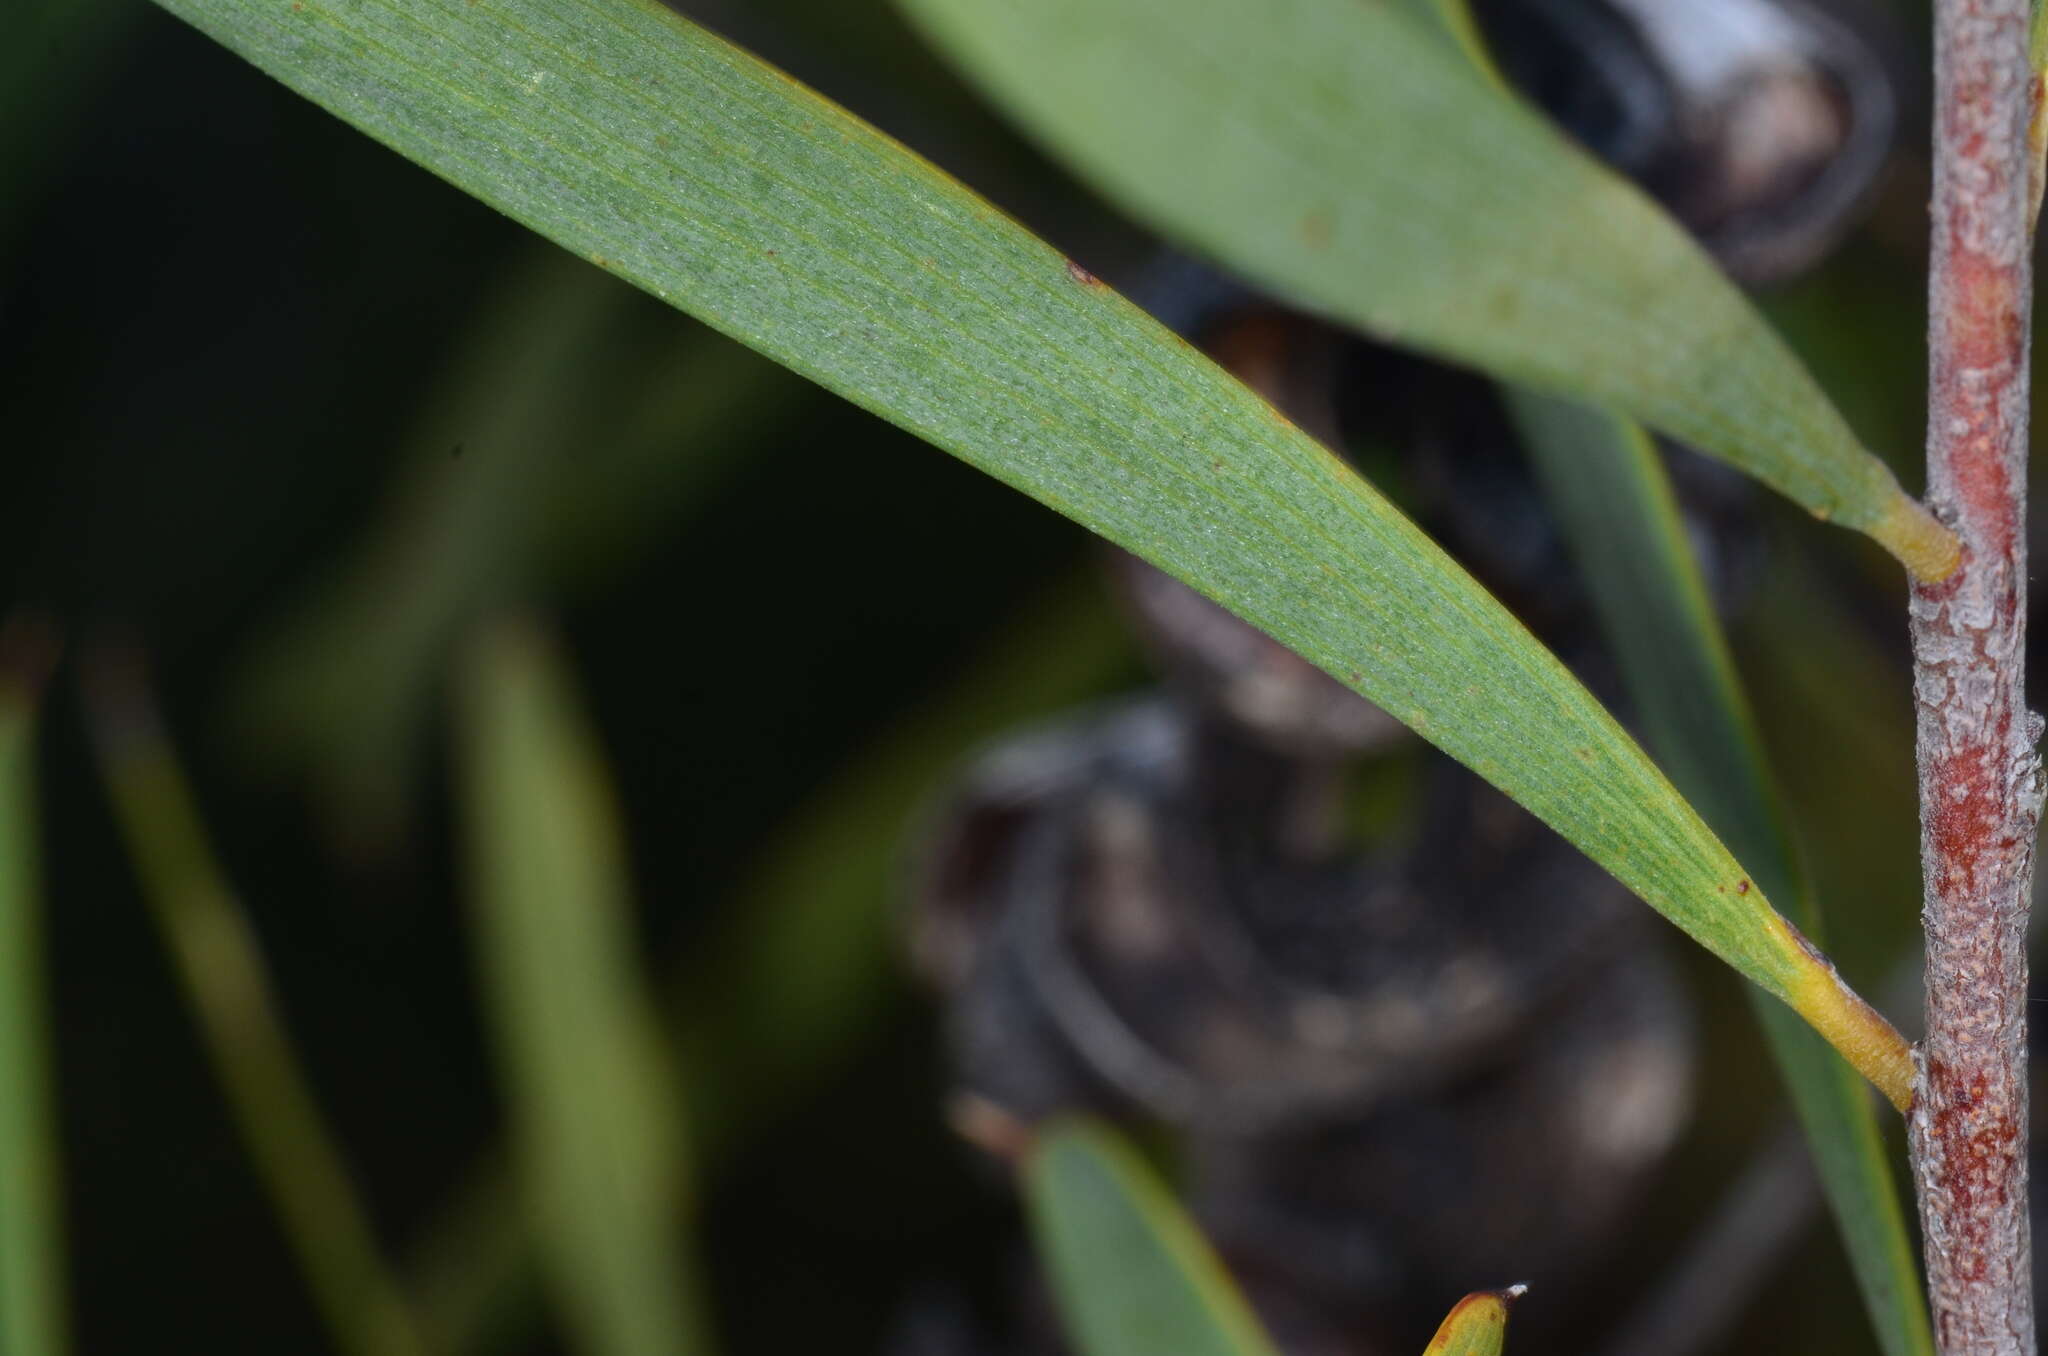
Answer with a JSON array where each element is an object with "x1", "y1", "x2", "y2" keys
[
  {"x1": 1191, "y1": 951, "x2": 1692, "y2": 1339},
  {"x1": 909, "y1": 700, "x2": 1666, "y2": 1135},
  {"x1": 1477, "y1": 0, "x2": 1899, "y2": 284}
]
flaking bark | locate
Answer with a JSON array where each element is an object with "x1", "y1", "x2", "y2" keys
[{"x1": 1909, "y1": 3, "x2": 2043, "y2": 1353}]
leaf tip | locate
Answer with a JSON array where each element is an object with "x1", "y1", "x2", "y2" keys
[{"x1": 1424, "y1": 1287, "x2": 1518, "y2": 1354}]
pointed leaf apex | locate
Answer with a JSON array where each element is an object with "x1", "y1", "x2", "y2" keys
[{"x1": 1422, "y1": 1288, "x2": 1518, "y2": 1355}]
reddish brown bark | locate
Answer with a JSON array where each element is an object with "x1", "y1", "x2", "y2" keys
[{"x1": 1908, "y1": 3, "x2": 2042, "y2": 1353}]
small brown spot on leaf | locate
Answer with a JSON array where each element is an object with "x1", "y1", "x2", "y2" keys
[
  {"x1": 1065, "y1": 258, "x2": 1103, "y2": 286},
  {"x1": 1736, "y1": 879, "x2": 1751, "y2": 894},
  {"x1": 1299, "y1": 209, "x2": 1334, "y2": 249}
]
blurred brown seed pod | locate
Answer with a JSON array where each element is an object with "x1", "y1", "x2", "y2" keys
[
  {"x1": 909, "y1": 700, "x2": 1667, "y2": 1135},
  {"x1": 1477, "y1": 0, "x2": 1900, "y2": 284}
]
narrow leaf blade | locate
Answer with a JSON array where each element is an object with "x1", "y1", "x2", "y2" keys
[
  {"x1": 458, "y1": 618, "x2": 707, "y2": 1356},
  {"x1": 0, "y1": 629, "x2": 65, "y2": 1356},
  {"x1": 895, "y1": 0, "x2": 1953, "y2": 579},
  {"x1": 1026, "y1": 1120, "x2": 1278, "y2": 1356},
  {"x1": 231, "y1": 245, "x2": 795, "y2": 849},
  {"x1": 411, "y1": 576, "x2": 1134, "y2": 1350},
  {"x1": 1509, "y1": 391, "x2": 1933, "y2": 1356},
  {"x1": 82, "y1": 652, "x2": 425, "y2": 1356},
  {"x1": 149, "y1": 0, "x2": 1908, "y2": 1101}
]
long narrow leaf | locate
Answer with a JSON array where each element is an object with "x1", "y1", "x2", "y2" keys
[
  {"x1": 0, "y1": 627, "x2": 65, "y2": 1356},
  {"x1": 149, "y1": 0, "x2": 1911, "y2": 1103},
  {"x1": 411, "y1": 574, "x2": 1134, "y2": 1349},
  {"x1": 234, "y1": 245, "x2": 797, "y2": 849},
  {"x1": 1026, "y1": 1120, "x2": 1279, "y2": 1356},
  {"x1": 1508, "y1": 392, "x2": 1933, "y2": 1356},
  {"x1": 82, "y1": 651, "x2": 426, "y2": 1356},
  {"x1": 458, "y1": 618, "x2": 707, "y2": 1356},
  {"x1": 234, "y1": 248, "x2": 632, "y2": 847},
  {"x1": 895, "y1": 0, "x2": 1954, "y2": 580}
]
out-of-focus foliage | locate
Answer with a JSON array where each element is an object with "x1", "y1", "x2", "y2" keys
[
  {"x1": 459, "y1": 619, "x2": 709, "y2": 1356},
  {"x1": 0, "y1": 631, "x2": 64, "y2": 1356},
  {"x1": 84, "y1": 656, "x2": 426, "y2": 1356},
  {"x1": 1513, "y1": 394, "x2": 1932, "y2": 1356},
  {"x1": 1026, "y1": 1120, "x2": 1280, "y2": 1356},
  {"x1": 409, "y1": 576, "x2": 1136, "y2": 1348},
  {"x1": 234, "y1": 244, "x2": 807, "y2": 852}
]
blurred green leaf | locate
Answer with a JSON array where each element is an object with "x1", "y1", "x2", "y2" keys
[
  {"x1": 411, "y1": 574, "x2": 1135, "y2": 1351},
  {"x1": 675, "y1": 574, "x2": 1133, "y2": 1148},
  {"x1": 458, "y1": 618, "x2": 707, "y2": 1356},
  {"x1": 1420, "y1": 1289, "x2": 1519, "y2": 1356},
  {"x1": 235, "y1": 248, "x2": 631, "y2": 848},
  {"x1": 83, "y1": 650, "x2": 426, "y2": 1356},
  {"x1": 154, "y1": 0, "x2": 1912, "y2": 1100},
  {"x1": 0, "y1": 628, "x2": 65, "y2": 1356},
  {"x1": 1026, "y1": 1120, "x2": 1278, "y2": 1356},
  {"x1": 1509, "y1": 392, "x2": 1933, "y2": 1356},
  {"x1": 235, "y1": 242, "x2": 806, "y2": 853},
  {"x1": 1743, "y1": 550, "x2": 1921, "y2": 979},
  {"x1": 896, "y1": 0, "x2": 1954, "y2": 580}
]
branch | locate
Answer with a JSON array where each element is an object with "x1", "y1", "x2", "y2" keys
[{"x1": 1910, "y1": 3, "x2": 2042, "y2": 1352}]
